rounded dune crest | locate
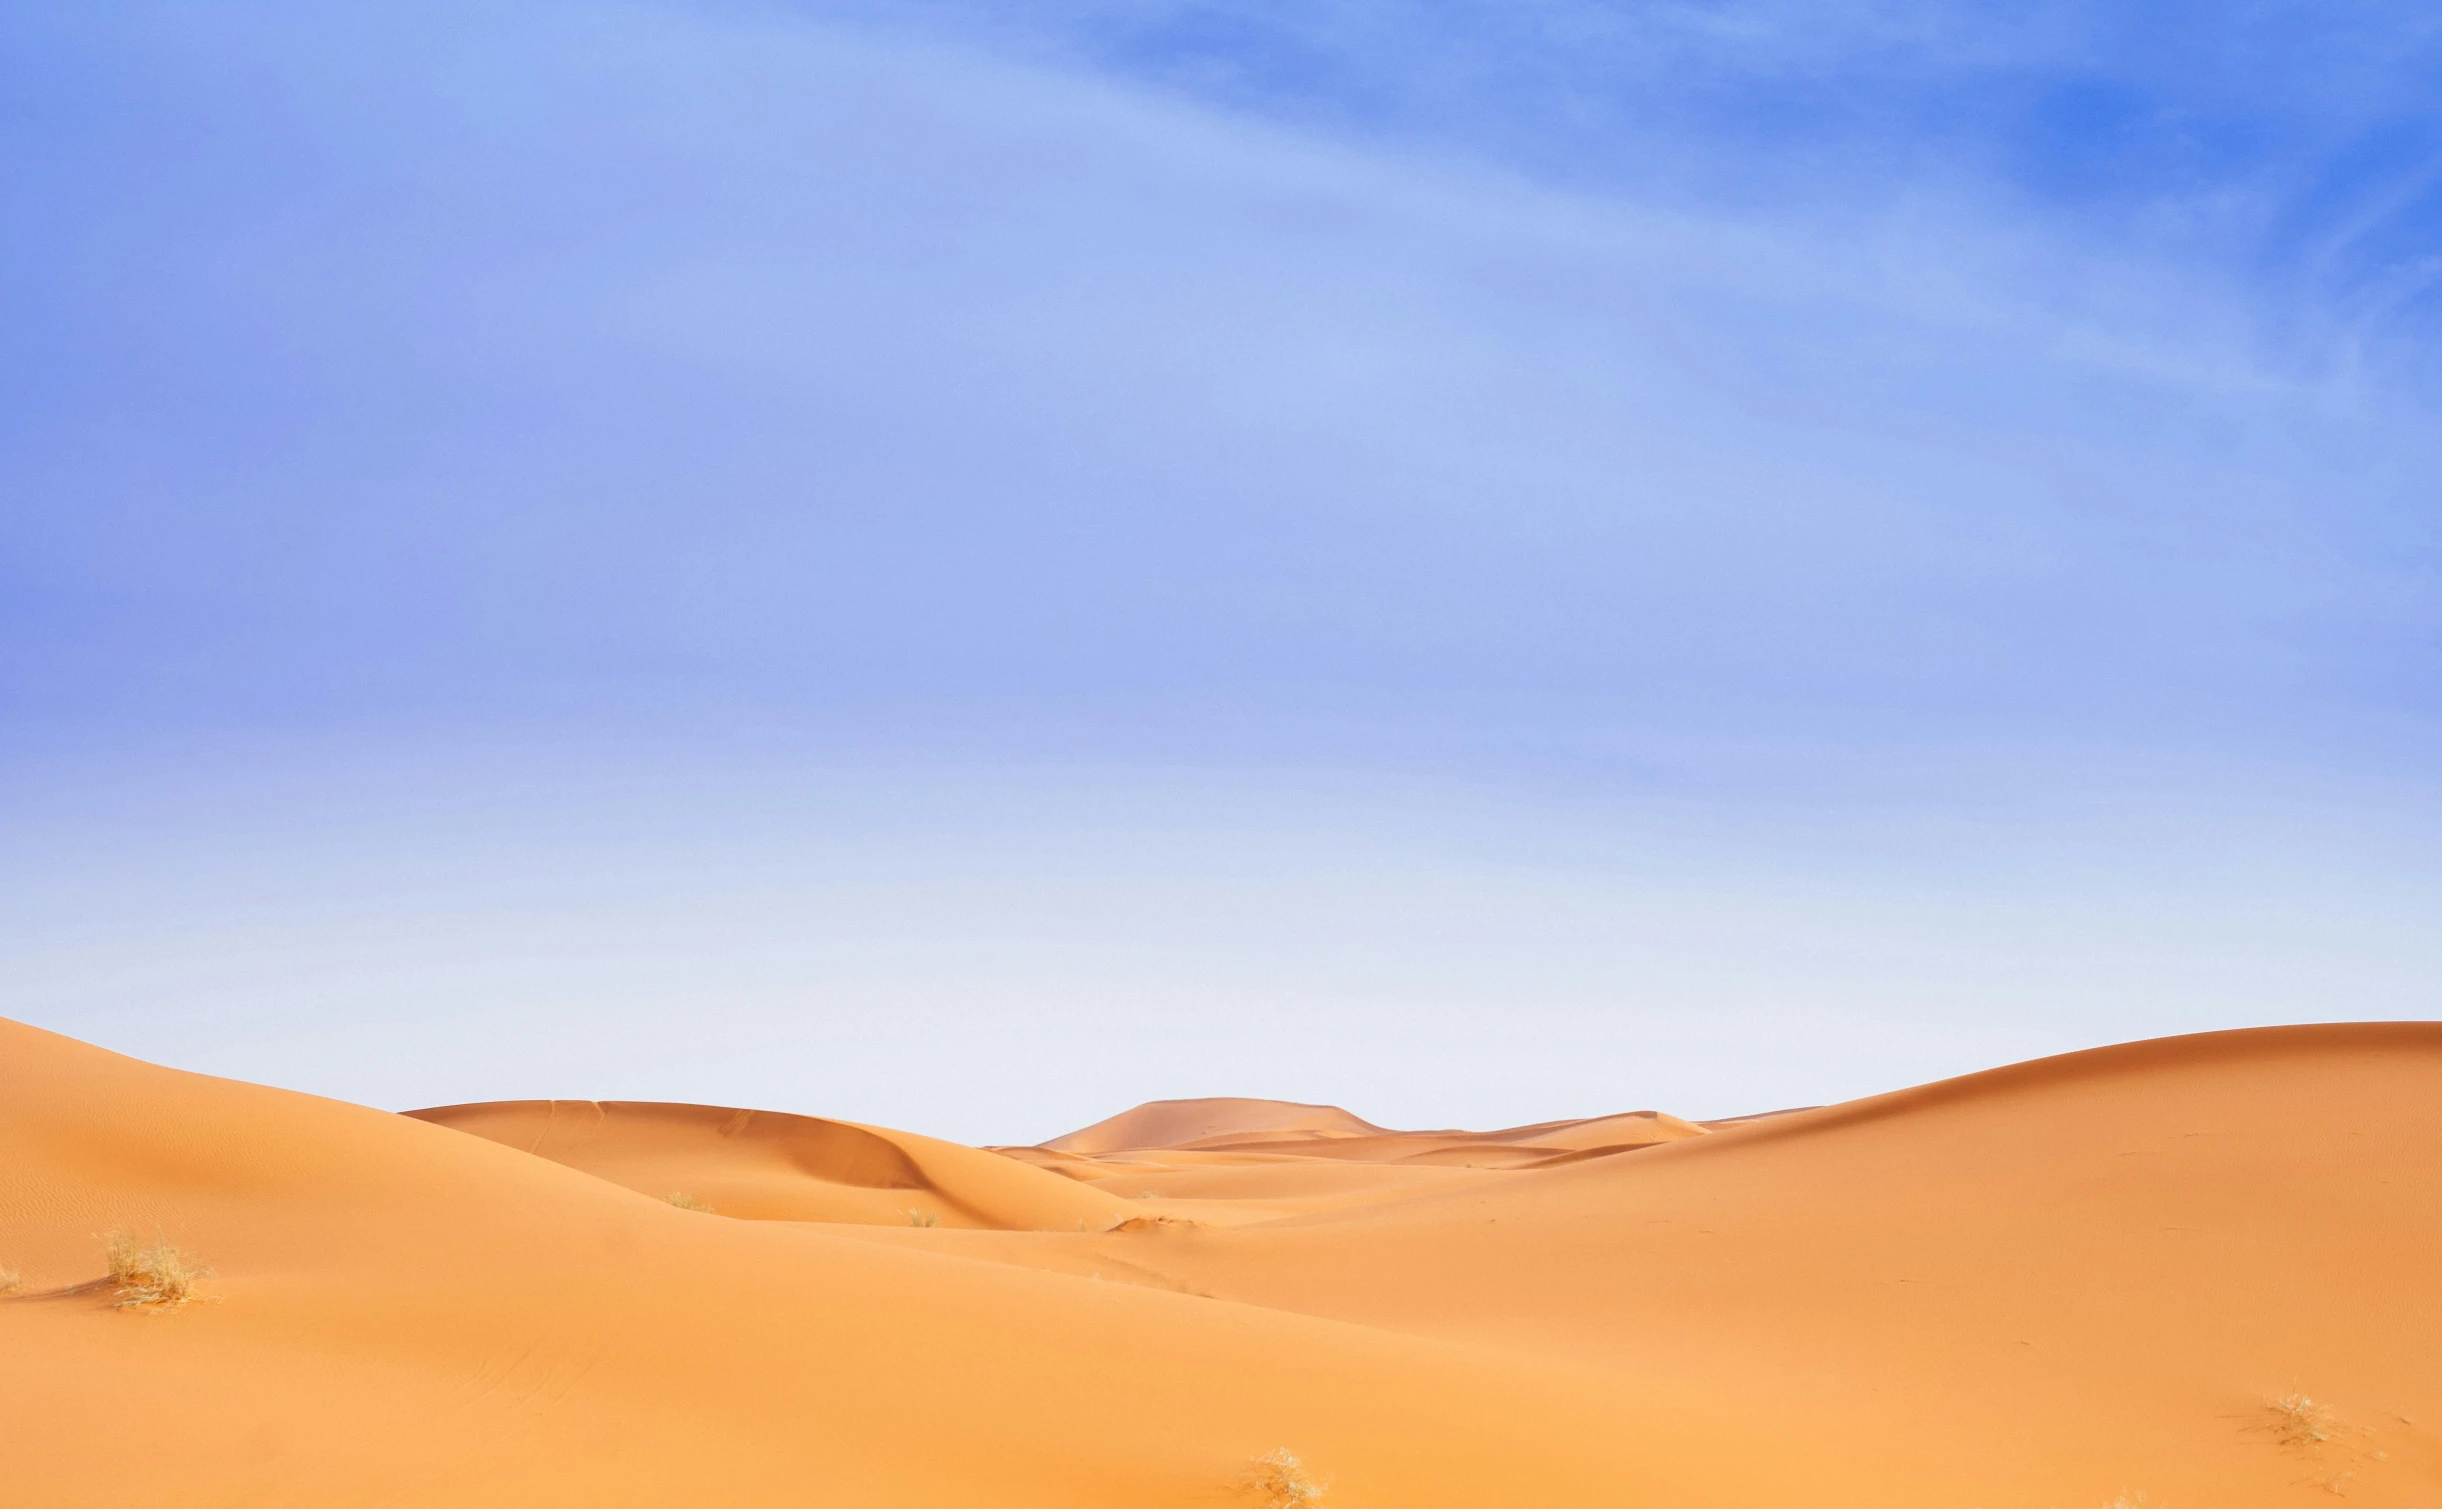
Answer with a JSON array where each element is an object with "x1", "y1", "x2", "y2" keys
[{"x1": 1041, "y1": 1096, "x2": 1389, "y2": 1154}]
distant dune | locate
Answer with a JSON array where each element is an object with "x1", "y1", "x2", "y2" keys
[
  {"x1": 5, "y1": 1017, "x2": 2438, "y2": 1506},
  {"x1": 408, "y1": 1098, "x2": 1137, "y2": 1231},
  {"x1": 1000, "y1": 1098, "x2": 1712, "y2": 1217},
  {"x1": 1041, "y1": 1095, "x2": 1391, "y2": 1153}
]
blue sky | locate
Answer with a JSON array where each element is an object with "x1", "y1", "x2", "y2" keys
[{"x1": 4, "y1": 0, "x2": 2439, "y2": 1137}]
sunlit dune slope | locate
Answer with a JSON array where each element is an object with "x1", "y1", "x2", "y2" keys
[
  {"x1": 409, "y1": 1098, "x2": 1136, "y2": 1230},
  {"x1": 891, "y1": 1024, "x2": 2442, "y2": 1507},
  {"x1": 0, "y1": 1017, "x2": 1873, "y2": 1509}
]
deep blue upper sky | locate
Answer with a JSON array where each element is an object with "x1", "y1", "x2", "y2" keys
[{"x1": 5, "y1": 0, "x2": 2439, "y2": 803}]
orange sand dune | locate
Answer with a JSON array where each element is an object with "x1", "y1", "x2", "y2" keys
[
  {"x1": 0, "y1": 1018, "x2": 1819, "y2": 1507},
  {"x1": 1042, "y1": 1095, "x2": 1389, "y2": 1153},
  {"x1": 6, "y1": 1017, "x2": 2438, "y2": 1507},
  {"x1": 409, "y1": 1098, "x2": 1136, "y2": 1230},
  {"x1": 1138, "y1": 1108, "x2": 1709, "y2": 1167},
  {"x1": 875, "y1": 1024, "x2": 2442, "y2": 1507},
  {"x1": 1000, "y1": 1099, "x2": 1711, "y2": 1218}
]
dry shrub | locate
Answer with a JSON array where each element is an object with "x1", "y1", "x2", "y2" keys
[
  {"x1": 0, "y1": 1263, "x2": 21, "y2": 1296},
  {"x1": 1249, "y1": 1448, "x2": 1326, "y2": 1508},
  {"x1": 906, "y1": 1207, "x2": 941, "y2": 1228},
  {"x1": 2270, "y1": 1395, "x2": 2336, "y2": 1449},
  {"x1": 665, "y1": 1191, "x2": 717, "y2": 1213},
  {"x1": 104, "y1": 1230, "x2": 213, "y2": 1309}
]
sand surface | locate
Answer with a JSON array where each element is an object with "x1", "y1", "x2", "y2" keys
[{"x1": 4, "y1": 1018, "x2": 2437, "y2": 1505}]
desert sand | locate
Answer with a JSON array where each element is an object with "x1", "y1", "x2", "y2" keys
[{"x1": 3, "y1": 1018, "x2": 2437, "y2": 1505}]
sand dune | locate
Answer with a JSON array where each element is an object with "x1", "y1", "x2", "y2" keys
[
  {"x1": 895, "y1": 1025, "x2": 2442, "y2": 1506},
  {"x1": 5, "y1": 1017, "x2": 2437, "y2": 1506},
  {"x1": 1042, "y1": 1095, "x2": 1390, "y2": 1154},
  {"x1": 0, "y1": 1019, "x2": 1752, "y2": 1507},
  {"x1": 997, "y1": 1099, "x2": 1713, "y2": 1220},
  {"x1": 409, "y1": 1098, "x2": 1137, "y2": 1230}
]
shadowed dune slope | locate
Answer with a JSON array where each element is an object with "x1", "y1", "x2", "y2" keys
[{"x1": 408, "y1": 1098, "x2": 1137, "y2": 1230}]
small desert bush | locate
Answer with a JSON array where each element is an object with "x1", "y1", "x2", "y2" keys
[
  {"x1": 2270, "y1": 1394, "x2": 2335, "y2": 1448},
  {"x1": 665, "y1": 1191, "x2": 716, "y2": 1213},
  {"x1": 906, "y1": 1207, "x2": 941, "y2": 1228},
  {"x1": 0, "y1": 1262, "x2": 21, "y2": 1296},
  {"x1": 1249, "y1": 1448, "x2": 1326, "y2": 1508},
  {"x1": 104, "y1": 1230, "x2": 212, "y2": 1309}
]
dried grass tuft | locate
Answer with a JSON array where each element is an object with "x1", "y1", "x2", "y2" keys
[
  {"x1": 1249, "y1": 1448, "x2": 1326, "y2": 1508},
  {"x1": 2271, "y1": 1394, "x2": 2337, "y2": 1449},
  {"x1": 664, "y1": 1191, "x2": 717, "y2": 1213},
  {"x1": 103, "y1": 1230, "x2": 213, "y2": 1309},
  {"x1": 0, "y1": 1262, "x2": 21, "y2": 1296},
  {"x1": 906, "y1": 1207, "x2": 941, "y2": 1228}
]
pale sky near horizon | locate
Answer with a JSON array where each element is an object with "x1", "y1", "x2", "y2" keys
[{"x1": 5, "y1": 0, "x2": 2440, "y2": 1143}]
